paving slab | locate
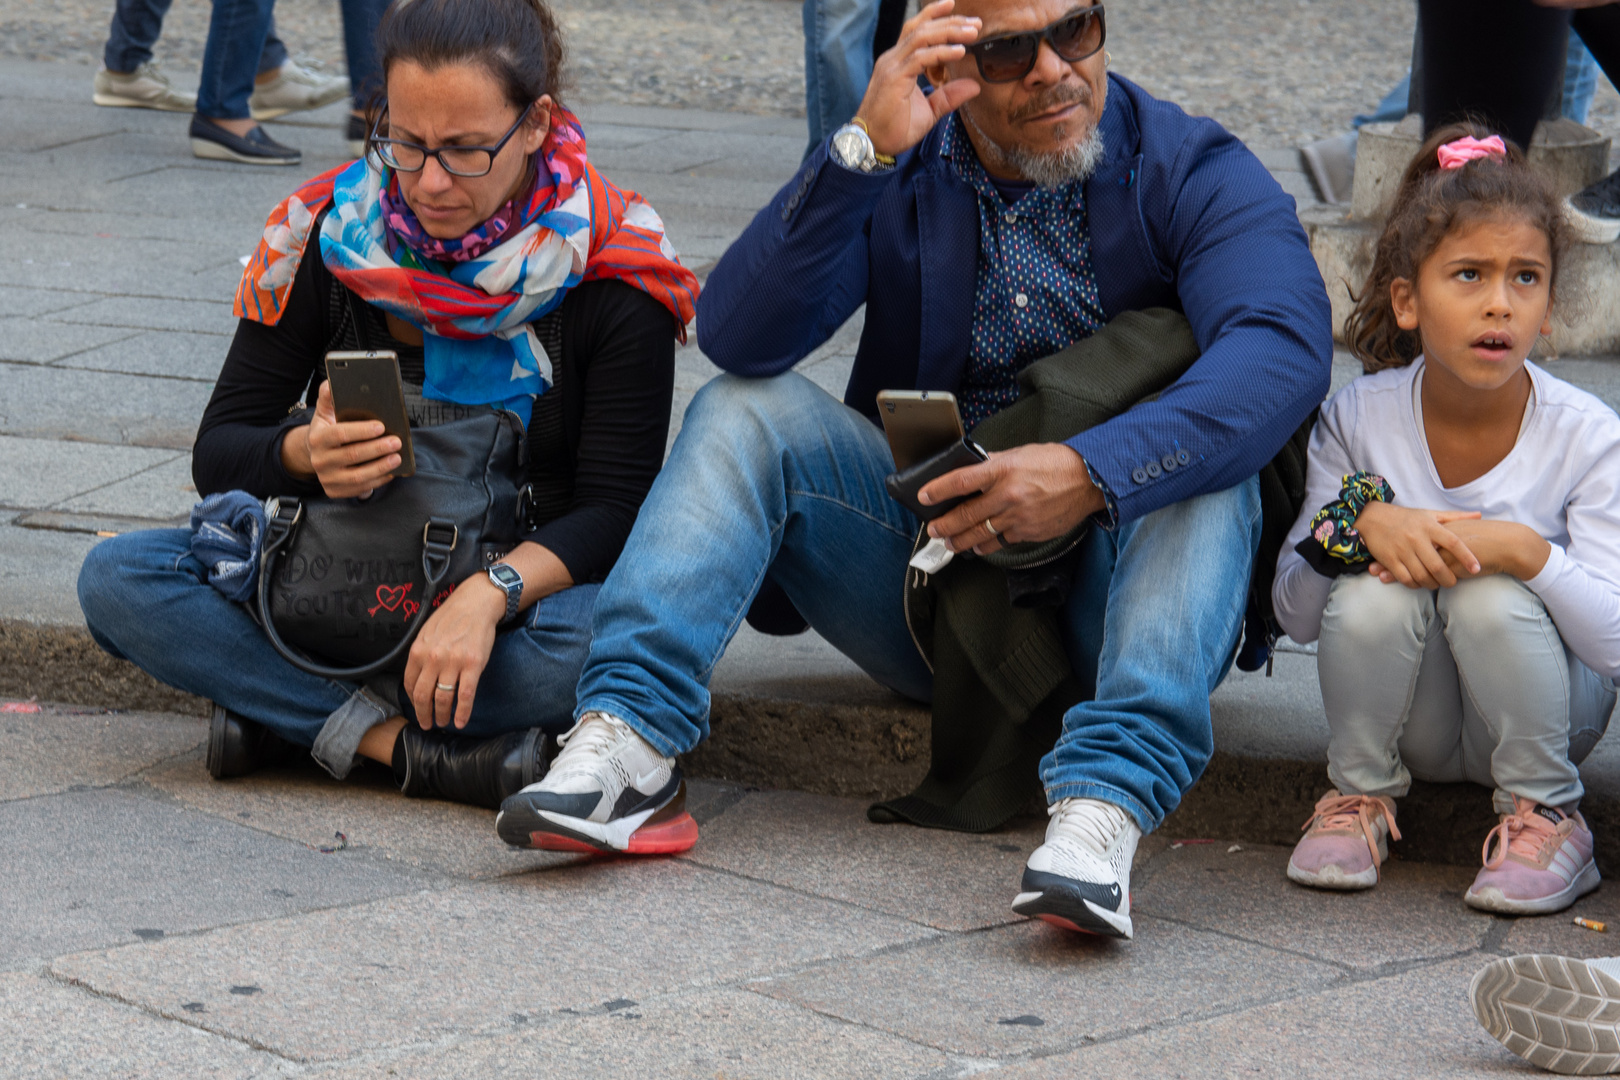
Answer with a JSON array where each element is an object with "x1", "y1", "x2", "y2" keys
[
  {"x1": 0, "y1": 284, "x2": 98, "y2": 319},
  {"x1": 2, "y1": 786, "x2": 434, "y2": 970},
  {"x1": 990, "y1": 956, "x2": 1522, "y2": 1080},
  {"x1": 323, "y1": 987, "x2": 954, "y2": 1080},
  {"x1": 0, "y1": 360, "x2": 209, "y2": 448},
  {"x1": 0, "y1": 523, "x2": 101, "y2": 626},
  {"x1": 0, "y1": 971, "x2": 283, "y2": 1080},
  {"x1": 48, "y1": 295, "x2": 235, "y2": 336},
  {"x1": 0, "y1": 433, "x2": 181, "y2": 510},
  {"x1": 57, "y1": 328, "x2": 229, "y2": 381},
  {"x1": 51, "y1": 859, "x2": 939, "y2": 1062},
  {"x1": 1498, "y1": 889, "x2": 1620, "y2": 960},
  {"x1": 139, "y1": 750, "x2": 582, "y2": 881},
  {"x1": 754, "y1": 915, "x2": 1340, "y2": 1059},
  {"x1": 686, "y1": 789, "x2": 1048, "y2": 931},
  {"x1": 0, "y1": 315, "x2": 133, "y2": 364},
  {"x1": 0, "y1": 704, "x2": 202, "y2": 801},
  {"x1": 55, "y1": 452, "x2": 196, "y2": 521},
  {"x1": 1131, "y1": 839, "x2": 1492, "y2": 970}
]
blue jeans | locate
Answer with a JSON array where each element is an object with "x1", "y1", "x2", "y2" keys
[
  {"x1": 574, "y1": 373, "x2": 1262, "y2": 832},
  {"x1": 339, "y1": 0, "x2": 387, "y2": 107},
  {"x1": 196, "y1": 0, "x2": 281, "y2": 119},
  {"x1": 803, "y1": 0, "x2": 881, "y2": 157},
  {"x1": 106, "y1": 0, "x2": 284, "y2": 78},
  {"x1": 78, "y1": 528, "x2": 597, "y2": 778}
]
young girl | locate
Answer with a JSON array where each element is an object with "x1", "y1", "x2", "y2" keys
[{"x1": 1273, "y1": 124, "x2": 1620, "y2": 915}]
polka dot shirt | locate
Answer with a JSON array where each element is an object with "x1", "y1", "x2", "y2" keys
[{"x1": 940, "y1": 114, "x2": 1106, "y2": 432}]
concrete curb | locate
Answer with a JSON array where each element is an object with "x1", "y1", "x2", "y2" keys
[{"x1": 6, "y1": 618, "x2": 1612, "y2": 871}]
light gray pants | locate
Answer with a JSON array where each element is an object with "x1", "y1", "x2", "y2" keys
[{"x1": 1317, "y1": 573, "x2": 1614, "y2": 814}]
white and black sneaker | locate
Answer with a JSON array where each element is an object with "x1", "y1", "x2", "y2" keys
[
  {"x1": 495, "y1": 711, "x2": 697, "y2": 855},
  {"x1": 1472, "y1": 954, "x2": 1620, "y2": 1075},
  {"x1": 1012, "y1": 797, "x2": 1141, "y2": 939}
]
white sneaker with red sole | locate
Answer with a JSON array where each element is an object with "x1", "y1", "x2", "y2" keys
[
  {"x1": 495, "y1": 712, "x2": 697, "y2": 855},
  {"x1": 1012, "y1": 797, "x2": 1140, "y2": 939}
]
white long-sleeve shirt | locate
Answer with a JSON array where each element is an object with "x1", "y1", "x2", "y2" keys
[{"x1": 1272, "y1": 358, "x2": 1620, "y2": 680}]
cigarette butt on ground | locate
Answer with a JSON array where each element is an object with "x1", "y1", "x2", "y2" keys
[{"x1": 1574, "y1": 917, "x2": 1608, "y2": 933}]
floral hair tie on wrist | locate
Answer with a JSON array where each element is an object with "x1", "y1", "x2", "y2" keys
[
  {"x1": 1437, "y1": 135, "x2": 1506, "y2": 171},
  {"x1": 1296, "y1": 471, "x2": 1397, "y2": 578}
]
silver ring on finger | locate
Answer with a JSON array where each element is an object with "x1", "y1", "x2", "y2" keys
[
  {"x1": 984, "y1": 517, "x2": 1000, "y2": 538},
  {"x1": 435, "y1": 682, "x2": 457, "y2": 693}
]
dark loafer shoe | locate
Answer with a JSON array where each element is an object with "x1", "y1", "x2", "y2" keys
[
  {"x1": 396, "y1": 726, "x2": 553, "y2": 810},
  {"x1": 189, "y1": 115, "x2": 301, "y2": 165},
  {"x1": 206, "y1": 703, "x2": 298, "y2": 779}
]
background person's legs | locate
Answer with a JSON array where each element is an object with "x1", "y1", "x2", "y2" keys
[
  {"x1": 1040, "y1": 476, "x2": 1261, "y2": 833},
  {"x1": 1418, "y1": 0, "x2": 1568, "y2": 148},
  {"x1": 102, "y1": 0, "x2": 174, "y2": 74},
  {"x1": 802, "y1": 0, "x2": 881, "y2": 156},
  {"x1": 573, "y1": 372, "x2": 932, "y2": 759}
]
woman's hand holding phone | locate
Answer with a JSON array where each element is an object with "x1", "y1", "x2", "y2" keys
[{"x1": 281, "y1": 380, "x2": 404, "y2": 499}]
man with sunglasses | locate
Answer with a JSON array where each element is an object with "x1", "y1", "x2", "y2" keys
[{"x1": 508, "y1": 0, "x2": 1330, "y2": 939}]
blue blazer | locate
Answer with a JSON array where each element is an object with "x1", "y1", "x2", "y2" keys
[{"x1": 697, "y1": 75, "x2": 1333, "y2": 525}]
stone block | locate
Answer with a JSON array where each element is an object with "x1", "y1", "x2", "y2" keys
[
  {"x1": 51, "y1": 860, "x2": 937, "y2": 1061},
  {"x1": 0, "y1": 317, "x2": 133, "y2": 364},
  {"x1": 55, "y1": 454, "x2": 197, "y2": 521},
  {"x1": 49, "y1": 296, "x2": 235, "y2": 337},
  {"x1": 0, "y1": 533, "x2": 103, "y2": 631},
  {"x1": 988, "y1": 956, "x2": 1518, "y2": 1079},
  {"x1": 58, "y1": 329, "x2": 227, "y2": 381},
  {"x1": 755, "y1": 915, "x2": 1339, "y2": 1059},
  {"x1": 0, "y1": 704, "x2": 203, "y2": 801},
  {"x1": 686, "y1": 789, "x2": 1048, "y2": 931},
  {"x1": 1131, "y1": 839, "x2": 1490, "y2": 970},
  {"x1": 321, "y1": 988, "x2": 954, "y2": 1080},
  {"x1": 3, "y1": 787, "x2": 433, "y2": 967},
  {"x1": 0, "y1": 361, "x2": 209, "y2": 448},
  {"x1": 0, "y1": 971, "x2": 279, "y2": 1080}
]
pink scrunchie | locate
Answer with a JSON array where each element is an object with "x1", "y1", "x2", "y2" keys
[{"x1": 1437, "y1": 135, "x2": 1507, "y2": 170}]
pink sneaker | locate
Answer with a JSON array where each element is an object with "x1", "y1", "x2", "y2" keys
[
  {"x1": 1287, "y1": 791, "x2": 1401, "y2": 891},
  {"x1": 1466, "y1": 798, "x2": 1599, "y2": 915}
]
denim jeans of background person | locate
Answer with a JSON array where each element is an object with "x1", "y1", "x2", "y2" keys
[
  {"x1": 497, "y1": 0, "x2": 1332, "y2": 942},
  {"x1": 802, "y1": 0, "x2": 910, "y2": 157},
  {"x1": 94, "y1": 0, "x2": 286, "y2": 114}
]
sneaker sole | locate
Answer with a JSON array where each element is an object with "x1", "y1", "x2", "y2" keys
[
  {"x1": 496, "y1": 780, "x2": 695, "y2": 855},
  {"x1": 1012, "y1": 888, "x2": 1133, "y2": 939},
  {"x1": 1471, "y1": 954, "x2": 1620, "y2": 1075},
  {"x1": 1564, "y1": 198, "x2": 1620, "y2": 245},
  {"x1": 92, "y1": 92, "x2": 194, "y2": 112},
  {"x1": 190, "y1": 137, "x2": 300, "y2": 166},
  {"x1": 1286, "y1": 859, "x2": 1380, "y2": 891},
  {"x1": 1465, "y1": 861, "x2": 1601, "y2": 916}
]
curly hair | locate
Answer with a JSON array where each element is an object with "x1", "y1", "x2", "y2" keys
[{"x1": 1344, "y1": 121, "x2": 1569, "y2": 373}]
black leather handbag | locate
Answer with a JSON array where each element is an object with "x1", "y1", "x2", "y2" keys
[{"x1": 256, "y1": 405, "x2": 530, "y2": 680}]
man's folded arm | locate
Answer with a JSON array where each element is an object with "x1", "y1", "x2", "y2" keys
[
  {"x1": 697, "y1": 143, "x2": 899, "y2": 377},
  {"x1": 1069, "y1": 134, "x2": 1334, "y2": 525}
]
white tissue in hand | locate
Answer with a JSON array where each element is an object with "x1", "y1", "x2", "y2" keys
[{"x1": 909, "y1": 537, "x2": 955, "y2": 574}]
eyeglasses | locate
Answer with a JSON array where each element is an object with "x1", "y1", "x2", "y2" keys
[
  {"x1": 368, "y1": 103, "x2": 534, "y2": 178},
  {"x1": 965, "y1": 5, "x2": 1106, "y2": 84}
]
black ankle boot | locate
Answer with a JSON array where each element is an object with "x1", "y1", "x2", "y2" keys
[
  {"x1": 395, "y1": 726, "x2": 552, "y2": 809},
  {"x1": 206, "y1": 703, "x2": 297, "y2": 779}
]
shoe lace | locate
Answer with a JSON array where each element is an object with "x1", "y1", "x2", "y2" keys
[
  {"x1": 548, "y1": 713, "x2": 630, "y2": 781},
  {"x1": 1483, "y1": 800, "x2": 1563, "y2": 870},
  {"x1": 1050, "y1": 798, "x2": 1130, "y2": 855},
  {"x1": 1301, "y1": 792, "x2": 1401, "y2": 870}
]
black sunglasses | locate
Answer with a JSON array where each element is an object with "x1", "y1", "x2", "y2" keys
[
  {"x1": 368, "y1": 103, "x2": 535, "y2": 178},
  {"x1": 965, "y1": 5, "x2": 1106, "y2": 84}
]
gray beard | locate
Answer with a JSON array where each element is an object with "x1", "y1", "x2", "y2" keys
[{"x1": 963, "y1": 109, "x2": 1106, "y2": 189}]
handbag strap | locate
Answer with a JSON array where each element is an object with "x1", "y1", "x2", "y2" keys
[{"x1": 256, "y1": 497, "x2": 461, "y2": 680}]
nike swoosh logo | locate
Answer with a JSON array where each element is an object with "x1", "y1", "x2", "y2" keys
[{"x1": 633, "y1": 769, "x2": 663, "y2": 789}]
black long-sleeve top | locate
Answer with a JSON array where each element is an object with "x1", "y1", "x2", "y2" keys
[{"x1": 194, "y1": 230, "x2": 678, "y2": 585}]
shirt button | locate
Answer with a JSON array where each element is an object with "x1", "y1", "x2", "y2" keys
[
  {"x1": 1004, "y1": 211, "x2": 1017, "y2": 224},
  {"x1": 1145, "y1": 461, "x2": 1162, "y2": 479},
  {"x1": 1014, "y1": 293, "x2": 1029, "y2": 308},
  {"x1": 1131, "y1": 467, "x2": 1149, "y2": 485}
]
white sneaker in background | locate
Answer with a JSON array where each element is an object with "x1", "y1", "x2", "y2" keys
[
  {"x1": 249, "y1": 60, "x2": 349, "y2": 120},
  {"x1": 92, "y1": 63, "x2": 196, "y2": 112}
]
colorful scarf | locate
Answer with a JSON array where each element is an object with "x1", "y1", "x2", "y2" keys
[{"x1": 234, "y1": 105, "x2": 698, "y2": 426}]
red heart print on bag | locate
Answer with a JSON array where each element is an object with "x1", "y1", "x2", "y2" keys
[{"x1": 369, "y1": 583, "x2": 413, "y2": 617}]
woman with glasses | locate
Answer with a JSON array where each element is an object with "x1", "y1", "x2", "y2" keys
[{"x1": 76, "y1": 0, "x2": 699, "y2": 810}]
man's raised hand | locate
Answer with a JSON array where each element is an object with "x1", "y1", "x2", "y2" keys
[{"x1": 855, "y1": 0, "x2": 982, "y2": 160}]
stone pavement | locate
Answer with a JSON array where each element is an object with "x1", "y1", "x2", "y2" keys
[
  {"x1": 6, "y1": 699, "x2": 1617, "y2": 1079},
  {"x1": 4, "y1": 50, "x2": 1620, "y2": 1079}
]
